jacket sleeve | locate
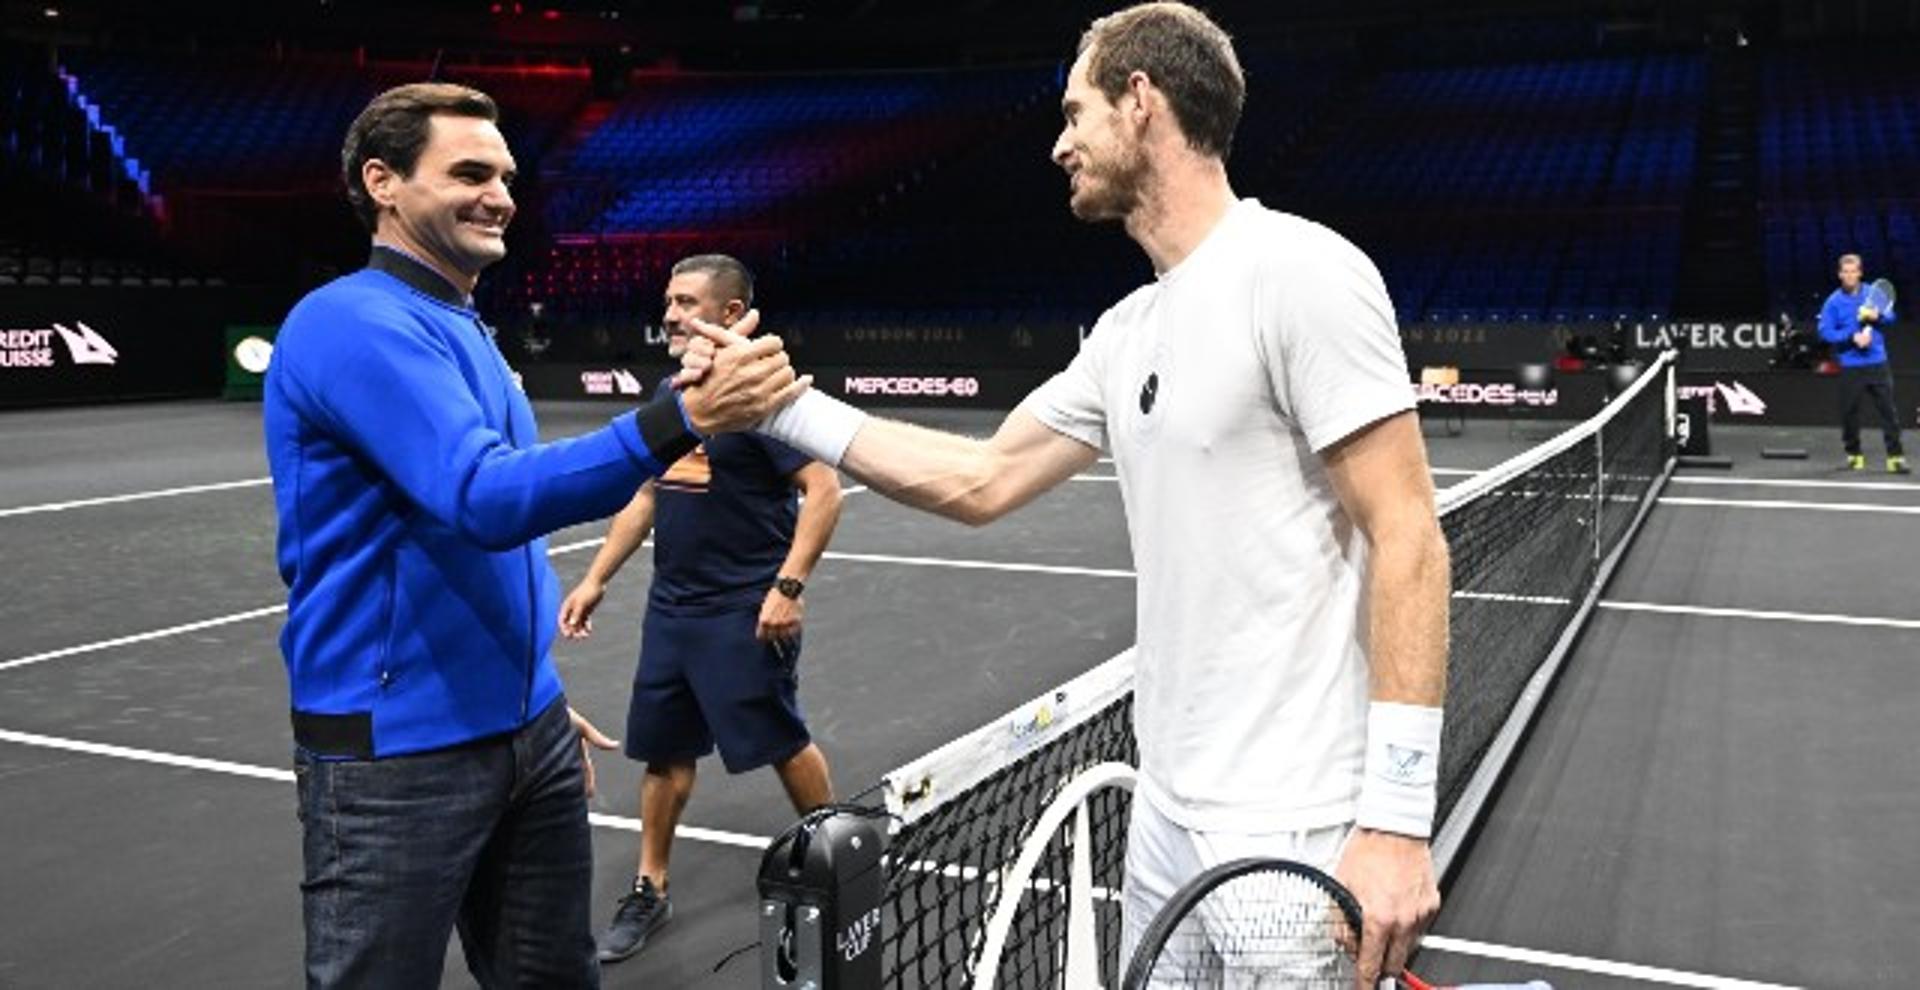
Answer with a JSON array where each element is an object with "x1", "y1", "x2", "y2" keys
[
  {"x1": 1816, "y1": 297, "x2": 1849, "y2": 344},
  {"x1": 282, "y1": 300, "x2": 699, "y2": 550}
]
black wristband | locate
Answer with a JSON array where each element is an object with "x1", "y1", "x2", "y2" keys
[{"x1": 635, "y1": 390, "x2": 701, "y2": 468}]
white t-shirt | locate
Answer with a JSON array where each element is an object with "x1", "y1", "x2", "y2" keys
[{"x1": 1023, "y1": 199, "x2": 1415, "y2": 833}]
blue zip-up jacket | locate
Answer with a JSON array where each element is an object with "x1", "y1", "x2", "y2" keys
[
  {"x1": 264, "y1": 247, "x2": 700, "y2": 758},
  {"x1": 1818, "y1": 285, "x2": 1897, "y2": 368}
]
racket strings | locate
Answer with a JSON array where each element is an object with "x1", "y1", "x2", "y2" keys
[{"x1": 1139, "y1": 870, "x2": 1358, "y2": 988}]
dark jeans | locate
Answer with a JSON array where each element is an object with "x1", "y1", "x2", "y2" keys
[
  {"x1": 1839, "y1": 363, "x2": 1905, "y2": 457},
  {"x1": 295, "y1": 697, "x2": 598, "y2": 989}
]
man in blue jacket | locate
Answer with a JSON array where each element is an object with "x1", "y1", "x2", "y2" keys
[
  {"x1": 1818, "y1": 253, "x2": 1909, "y2": 473},
  {"x1": 263, "y1": 83, "x2": 805, "y2": 987}
]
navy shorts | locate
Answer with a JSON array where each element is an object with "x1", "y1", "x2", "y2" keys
[{"x1": 625, "y1": 606, "x2": 811, "y2": 774}]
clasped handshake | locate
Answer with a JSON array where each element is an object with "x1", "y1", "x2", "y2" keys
[{"x1": 669, "y1": 310, "x2": 808, "y2": 434}]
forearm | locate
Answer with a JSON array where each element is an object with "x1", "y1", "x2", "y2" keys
[
  {"x1": 584, "y1": 504, "x2": 653, "y2": 587},
  {"x1": 1366, "y1": 516, "x2": 1451, "y2": 705},
  {"x1": 778, "y1": 487, "x2": 841, "y2": 581},
  {"x1": 840, "y1": 419, "x2": 1016, "y2": 526},
  {"x1": 306, "y1": 332, "x2": 695, "y2": 550},
  {"x1": 1352, "y1": 514, "x2": 1449, "y2": 837},
  {"x1": 760, "y1": 394, "x2": 1094, "y2": 526}
]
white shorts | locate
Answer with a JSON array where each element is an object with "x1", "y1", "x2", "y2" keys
[{"x1": 1120, "y1": 791, "x2": 1353, "y2": 985}]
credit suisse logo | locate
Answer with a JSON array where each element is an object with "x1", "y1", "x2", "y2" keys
[{"x1": 1, "y1": 322, "x2": 119, "y2": 369}]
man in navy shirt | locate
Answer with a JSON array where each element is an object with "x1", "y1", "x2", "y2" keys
[
  {"x1": 558, "y1": 255, "x2": 843, "y2": 963},
  {"x1": 265, "y1": 84, "x2": 804, "y2": 987},
  {"x1": 1818, "y1": 253, "x2": 1908, "y2": 473}
]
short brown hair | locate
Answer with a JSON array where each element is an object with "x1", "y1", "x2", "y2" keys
[
  {"x1": 341, "y1": 83, "x2": 499, "y2": 231},
  {"x1": 1838, "y1": 253, "x2": 1863, "y2": 269},
  {"x1": 1078, "y1": 2, "x2": 1245, "y2": 159},
  {"x1": 671, "y1": 254, "x2": 755, "y2": 309}
]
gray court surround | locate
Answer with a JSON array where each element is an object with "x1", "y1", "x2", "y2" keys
[{"x1": 1, "y1": 400, "x2": 1915, "y2": 988}]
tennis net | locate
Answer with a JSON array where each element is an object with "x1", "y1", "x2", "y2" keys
[{"x1": 848, "y1": 351, "x2": 1678, "y2": 989}]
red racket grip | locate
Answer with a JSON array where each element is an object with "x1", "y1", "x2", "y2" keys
[{"x1": 1400, "y1": 970, "x2": 1440, "y2": 990}]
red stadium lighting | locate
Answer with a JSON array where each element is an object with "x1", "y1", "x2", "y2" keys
[{"x1": 542, "y1": 8, "x2": 560, "y2": 19}]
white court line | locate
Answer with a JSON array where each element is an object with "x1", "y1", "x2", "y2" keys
[
  {"x1": 0, "y1": 605, "x2": 289, "y2": 674},
  {"x1": 1434, "y1": 465, "x2": 1920, "y2": 495},
  {"x1": 585, "y1": 813, "x2": 771, "y2": 850},
  {"x1": 824, "y1": 550, "x2": 1134, "y2": 580},
  {"x1": 548, "y1": 536, "x2": 618, "y2": 556},
  {"x1": 14, "y1": 556, "x2": 1916, "y2": 675},
  {"x1": 0, "y1": 727, "x2": 295, "y2": 782},
  {"x1": 0, "y1": 485, "x2": 1133, "y2": 672},
  {"x1": 0, "y1": 478, "x2": 272, "y2": 519},
  {"x1": 1668, "y1": 474, "x2": 1920, "y2": 493},
  {"x1": 1596, "y1": 599, "x2": 1920, "y2": 631},
  {"x1": 0, "y1": 728, "x2": 771, "y2": 848},
  {"x1": 0, "y1": 725, "x2": 1805, "y2": 990},
  {"x1": 1454, "y1": 590, "x2": 1573, "y2": 606},
  {"x1": 1661, "y1": 496, "x2": 1920, "y2": 515},
  {"x1": 0, "y1": 478, "x2": 876, "y2": 524},
  {"x1": 1455, "y1": 592, "x2": 1920, "y2": 631},
  {"x1": 1422, "y1": 935, "x2": 1803, "y2": 990}
]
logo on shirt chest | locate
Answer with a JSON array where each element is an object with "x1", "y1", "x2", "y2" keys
[
  {"x1": 1139, "y1": 372, "x2": 1160, "y2": 415},
  {"x1": 660, "y1": 445, "x2": 712, "y2": 493}
]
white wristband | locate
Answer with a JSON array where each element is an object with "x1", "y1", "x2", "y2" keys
[
  {"x1": 1356, "y1": 701, "x2": 1443, "y2": 838},
  {"x1": 757, "y1": 389, "x2": 869, "y2": 468}
]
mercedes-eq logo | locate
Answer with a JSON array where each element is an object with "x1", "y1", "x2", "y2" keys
[{"x1": 1139, "y1": 372, "x2": 1159, "y2": 414}]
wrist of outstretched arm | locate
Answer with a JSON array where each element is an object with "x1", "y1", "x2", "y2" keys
[
  {"x1": 1355, "y1": 701, "x2": 1443, "y2": 838},
  {"x1": 758, "y1": 390, "x2": 869, "y2": 467}
]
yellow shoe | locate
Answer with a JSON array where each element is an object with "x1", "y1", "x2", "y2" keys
[
  {"x1": 1848, "y1": 454, "x2": 1867, "y2": 471},
  {"x1": 1890, "y1": 456, "x2": 1911, "y2": 475}
]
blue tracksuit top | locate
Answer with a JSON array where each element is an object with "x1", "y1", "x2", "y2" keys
[
  {"x1": 1818, "y1": 285, "x2": 1897, "y2": 368},
  {"x1": 264, "y1": 247, "x2": 699, "y2": 758}
]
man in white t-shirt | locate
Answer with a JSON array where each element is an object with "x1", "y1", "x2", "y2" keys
[{"x1": 685, "y1": 3, "x2": 1449, "y2": 983}]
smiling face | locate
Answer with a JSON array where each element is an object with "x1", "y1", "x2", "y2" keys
[
  {"x1": 366, "y1": 114, "x2": 517, "y2": 284},
  {"x1": 1052, "y1": 47, "x2": 1149, "y2": 222}
]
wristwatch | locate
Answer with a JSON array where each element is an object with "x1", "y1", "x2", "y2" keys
[{"x1": 775, "y1": 576, "x2": 805, "y2": 600}]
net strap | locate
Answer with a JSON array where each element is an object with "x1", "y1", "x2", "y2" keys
[{"x1": 882, "y1": 648, "x2": 1135, "y2": 826}]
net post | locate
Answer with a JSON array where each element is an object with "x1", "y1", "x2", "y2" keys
[
  {"x1": 1664, "y1": 359, "x2": 1677, "y2": 443},
  {"x1": 758, "y1": 811, "x2": 888, "y2": 990}
]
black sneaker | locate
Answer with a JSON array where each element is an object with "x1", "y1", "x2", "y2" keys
[{"x1": 597, "y1": 877, "x2": 672, "y2": 963}]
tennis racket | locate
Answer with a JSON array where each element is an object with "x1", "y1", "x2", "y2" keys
[
  {"x1": 1862, "y1": 278, "x2": 1896, "y2": 323},
  {"x1": 1121, "y1": 857, "x2": 1551, "y2": 990}
]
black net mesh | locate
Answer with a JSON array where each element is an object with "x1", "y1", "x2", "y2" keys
[
  {"x1": 1436, "y1": 361, "x2": 1672, "y2": 829},
  {"x1": 877, "y1": 694, "x2": 1135, "y2": 989}
]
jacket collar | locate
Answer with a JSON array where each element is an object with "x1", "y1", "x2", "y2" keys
[{"x1": 368, "y1": 244, "x2": 471, "y2": 309}]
